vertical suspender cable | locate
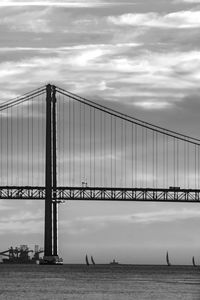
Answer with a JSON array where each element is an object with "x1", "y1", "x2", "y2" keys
[
  {"x1": 163, "y1": 134, "x2": 165, "y2": 188},
  {"x1": 146, "y1": 128, "x2": 148, "y2": 188},
  {"x1": 131, "y1": 123, "x2": 134, "y2": 188},
  {"x1": 195, "y1": 145, "x2": 197, "y2": 189},
  {"x1": 56, "y1": 95, "x2": 59, "y2": 186},
  {"x1": 72, "y1": 99, "x2": 75, "y2": 185},
  {"x1": 64, "y1": 95, "x2": 66, "y2": 185},
  {"x1": 28, "y1": 100, "x2": 30, "y2": 185},
  {"x1": 93, "y1": 109, "x2": 96, "y2": 187},
  {"x1": 198, "y1": 146, "x2": 200, "y2": 189},
  {"x1": 177, "y1": 139, "x2": 179, "y2": 188},
  {"x1": 184, "y1": 141, "x2": 186, "y2": 188},
  {"x1": 100, "y1": 110, "x2": 102, "y2": 186},
  {"x1": 89, "y1": 107, "x2": 92, "y2": 186},
  {"x1": 187, "y1": 142, "x2": 189, "y2": 188},
  {"x1": 21, "y1": 102, "x2": 24, "y2": 185},
  {"x1": 31, "y1": 98, "x2": 34, "y2": 185},
  {"x1": 36, "y1": 95, "x2": 39, "y2": 185},
  {"x1": 60, "y1": 97, "x2": 63, "y2": 186},
  {"x1": 166, "y1": 135, "x2": 169, "y2": 188},
  {"x1": 111, "y1": 115, "x2": 113, "y2": 187},
  {"x1": 156, "y1": 132, "x2": 158, "y2": 188},
  {"x1": 173, "y1": 137, "x2": 175, "y2": 187},
  {"x1": 0, "y1": 111, "x2": 2, "y2": 185},
  {"x1": 121, "y1": 118, "x2": 123, "y2": 187},
  {"x1": 142, "y1": 127, "x2": 144, "y2": 187},
  {"x1": 135, "y1": 125, "x2": 137, "y2": 187},
  {"x1": 83, "y1": 104, "x2": 86, "y2": 183},
  {"x1": 80, "y1": 102, "x2": 82, "y2": 185},
  {"x1": 114, "y1": 117, "x2": 116, "y2": 187},
  {"x1": 63, "y1": 96, "x2": 65, "y2": 185},
  {"x1": 68, "y1": 98, "x2": 71, "y2": 186},
  {"x1": 155, "y1": 131, "x2": 157, "y2": 188},
  {"x1": 10, "y1": 106, "x2": 13, "y2": 185},
  {"x1": 104, "y1": 113, "x2": 107, "y2": 186},
  {"x1": 60, "y1": 95, "x2": 62, "y2": 186},
  {"x1": 124, "y1": 121, "x2": 127, "y2": 187},
  {"x1": 152, "y1": 131, "x2": 154, "y2": 188},
  {"x1": 6, "y1": 106, "x2": 8, "y2": 186}
]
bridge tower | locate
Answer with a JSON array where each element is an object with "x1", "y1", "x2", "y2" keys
[{"x1": 43, "y1": 84, "x2": 61, "y2": 264}]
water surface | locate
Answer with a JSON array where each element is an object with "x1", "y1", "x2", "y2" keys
[{"x1": 0, "y1": 264, "x2": 199, "y2": 299}]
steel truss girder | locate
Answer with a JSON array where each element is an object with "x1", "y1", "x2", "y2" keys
[{"x1": 0, "y1": 186, "x2": 200, "y2": 202}]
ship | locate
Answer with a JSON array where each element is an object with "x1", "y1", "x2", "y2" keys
[
  {"x1": 0, "y1": 245, "x2": 43, "y2": 264},
  {"x1": 110, "y1": 259, "x2": 119, "y2": 265}
]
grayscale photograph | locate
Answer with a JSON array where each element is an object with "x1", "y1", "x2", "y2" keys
[{"x1": 0, "y1": 0, "x2": 200, "y2": 299}]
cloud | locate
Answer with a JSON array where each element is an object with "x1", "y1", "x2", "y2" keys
[
  {"x1": 174, "y1": 0, "x2": 200, "y2": 2},
  {"x1": 1, "y1": 210, "x2": 43, "y2": 222},
  {"x1": 0, "y1": 8, "x2": 51, "y2": 33},
  {"x1": 64, "y1": 208, "x2": 200, "y2": 235},
  {"x1": 108, "y1": 11, "x2": 200, "y2": 28},
  {"x1": 0, "y1": 0, "x2": 123, "y2": 7},
  {"x1": 133, "y1": 101, "x2": 172, "y2": 110},
  {"x1": 0, "y1": 45, "x2": 199, "y2": 111},
  {"x1": 0, "y1": 200, "x2": 14, "y2": 211},
  {"x1": 133, "y1": 209, "x2": 200, "y2": 223},
  {"x1": 0, "y1": 210, "x2": 43, "y2": 235},
  {"x1": 0, "y1": 43, "x2": 141, "y2": 53}
]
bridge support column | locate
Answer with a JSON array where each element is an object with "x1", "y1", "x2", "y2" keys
[
  {"x1": 43, "y1": 84, "x2": 62, "y2": 265},
  {"x1": 44, "y1": 84, "x2": 52, "y2": 257},
  {"x1": 52, "y1": 85, "x2": 58, "y2": 257}
]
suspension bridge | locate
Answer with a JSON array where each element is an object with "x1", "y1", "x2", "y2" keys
[{"x1": 0, "y1": 84, "x2": 200, "y2": 263}]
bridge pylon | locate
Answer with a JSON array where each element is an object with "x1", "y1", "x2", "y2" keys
[{"x1": 42, "y1": 84, "x2": 62, "y2": 265}]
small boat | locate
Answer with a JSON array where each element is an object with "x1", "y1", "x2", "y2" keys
[
  {"x1": 192, "y1": 256, "x2": 197, "y2": 267},
  {"x1": 166, "y1": 251, "x2": 171, "y2": 266},
  {"x1": 85, "y1": 255, "x2": 89, "y2": 266},
  {"x1": 91, "y1": 256, "x2": 95, "y2": 265},
  {"x1": 110, "y1": 259, "x2": 119, "y2": 265}
]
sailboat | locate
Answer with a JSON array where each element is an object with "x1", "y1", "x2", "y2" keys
[
  {"x1": 192, "y1": 256, "x2": 197, "y2": 267},
  {"x1": 85, "y1": 255, "x2": 89, "y2": 266},
  {"x1": 91, "y1": 256, "x2": 95, "y2": 265},
  {"x1": 166, "y1": 251, "x2": 171, "y2": 266}
]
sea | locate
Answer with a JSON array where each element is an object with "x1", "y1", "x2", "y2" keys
[{"x1": 0, "y1": 264, "x2": 199, "y2": 300}]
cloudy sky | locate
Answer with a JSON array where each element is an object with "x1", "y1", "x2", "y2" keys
[{"x1": 0, "y1": 0, "x2": 200, "y2": 264}]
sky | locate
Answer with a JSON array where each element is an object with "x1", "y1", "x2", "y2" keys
[{"x1": 0, "y1": 0, "x2": 200, "y2": 264}]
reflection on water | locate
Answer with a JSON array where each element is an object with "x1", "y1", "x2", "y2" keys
[{"x1": 0, "y1": 264, "x2": 199, "y2": 299}]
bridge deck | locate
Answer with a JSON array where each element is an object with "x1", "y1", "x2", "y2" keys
[{"x1": 0, "y1": 186, "x2": 200, "y2": 202}]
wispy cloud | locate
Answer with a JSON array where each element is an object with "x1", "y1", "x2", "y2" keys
[
  {"x1": 65, "y1": 208, "x2": 200, "y2": 235},
  {"x1": 0, "y1": 210, "x2": 43, "y2": 235},
  {"x1": 0, "y1": 47, "x2": 199, "y2": 108},
  {"x1": 0, "y1": 8, "x2": 51, "y2": 33},
  {"x1": 174, "y1": 0, "x2": 200, "y2": 3},
  {"x1": 0, "y1": 43, "x2": 141, "y2": 52},
  {"x1": 0, "y1": 210, "x2": 43, "y2": 223},
  {"x1": 0, "y1": 0, "x2": 124, "y2": 7},
  {"x1": 0, "y1": 200, "x2": 14, "y2": 211},
  {"x1": 133, "y1": 101, "x2": 172, "y2": 110},
  {"x1": 108, "y1": 11, "x2": 200, "y2": 28}
]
